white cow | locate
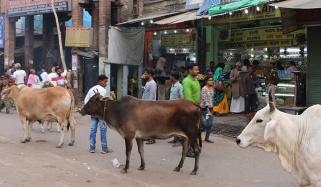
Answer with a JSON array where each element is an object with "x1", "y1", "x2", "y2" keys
[{"x1": 236, "y1": 102, "x2": 321, "y2": 187}]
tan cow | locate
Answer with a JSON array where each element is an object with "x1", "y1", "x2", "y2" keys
[{"x1": 1, "y1": 85, "x2": 76, "y2": 148}]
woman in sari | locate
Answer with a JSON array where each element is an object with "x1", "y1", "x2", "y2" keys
[{"x1": 213, "y1": 63, "x2": 230, "y2": 114}]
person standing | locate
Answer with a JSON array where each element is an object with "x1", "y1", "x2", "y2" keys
[
  {"x1": 47, "y1": 67, "x2": 59, "y2": 82},
  {"x1": 27, "y1": 69, "x2": 40, "y2": 87},
  {"x1": 142, "y1": 68, "x2": 157, "y2": 144},
  {"x1": 142, "y1": 68, "x2": 157, "y2": 101},
  {"x1": 40, "y1": 69, "x2": 49, "y2": 82},
  {"x1": 183, "y1": 63, "x2": 201, "y2": 157},
  {"x1": 183, "y1": 64, "x2": 200, "y2": 104},
  {"x1": 84, "y1": 75, "x2": 113, "y2": 154},
  {"x1": 245, "y1": 66, "x2": 259, "y2": 121},
  {"x1": 200, "y1": 77, "x2": 214, "y2": 143},
  {"x1": 213, "y1": 63, "x2": 230, "y2": 115},
  {"x1": 287, "y1": 61, "x2": 298, "y2": 80},
  {"x1": 168, "y1": 71, "x2": 184, "y2": 146},
  {"x1": 265, "y1": 62, "x2": 279, "y2": 103},
  {"x1": 12, "y1": 63, "x2": 27, "y2": 86},
  {"x1": 230, "y1": 62, "x2": 246, "y2": 113}
]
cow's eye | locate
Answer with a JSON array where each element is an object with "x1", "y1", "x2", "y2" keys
[{"x1": 256, "y1": 119, "x2": 263, "y2": 123}]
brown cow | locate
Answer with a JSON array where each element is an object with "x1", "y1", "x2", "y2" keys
[
  {"x1": 80, "y1": 94, "x2": 202, "y2": 175},
  {"x1": 1, "y1": 85, "x2": 76, "y2": 148}
]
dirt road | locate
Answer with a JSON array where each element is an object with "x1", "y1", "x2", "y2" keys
[{"x1": 0, "y1": 112, "x2": 296, "y2": 187}]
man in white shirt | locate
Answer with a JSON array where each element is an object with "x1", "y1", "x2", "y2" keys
[
  {"x1": 141, "y1": 68, "x2": 157, "y2": 145},
  {"x1": 84, "y1": 75, "x2": 112, "y2": 154},
  {"x1": 12, "y1": 63, "x2": 26, "y2": 86},
  {"x1": 40, "y1": 69, "x2": 49, "y2": 82},
  {"x1": 142, "y1": 68, "x2": 157, "y2": 101},
  {"x1": 47, "y1": 67, "x2": 58, "y2": 81}
]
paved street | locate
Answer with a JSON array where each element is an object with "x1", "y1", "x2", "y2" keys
[{"x1": 0, "y1": 111, "x2": 296, "y2": 187}]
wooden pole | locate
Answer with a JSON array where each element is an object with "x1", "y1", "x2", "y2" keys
[{"x1": 51, "y1": 0, "x2": 67, "y2": 72}]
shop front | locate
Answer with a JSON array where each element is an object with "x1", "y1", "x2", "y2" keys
[
  {"x1": 144, "y1": 24, "x2": 197, "y2": 99},
  {"x1": 205, "y1": 3, "x2": 307, "y2": 109}
]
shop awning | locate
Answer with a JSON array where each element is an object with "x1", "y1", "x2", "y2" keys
[
  {"x1": 154, "y1": 11, "x2": 208, "y2": 25},
  {"x1": 208, "y1": 0, "x2": 271, "y2": 16},
  {"x1": 271, "y1": 0, "x2": 321, "y2": 9},
  {"x1": 117, "y1": 12, "x2": 179, "y2": 26}
]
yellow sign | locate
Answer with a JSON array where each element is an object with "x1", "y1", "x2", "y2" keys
[
  {"x1": 205, "y1": 5, "x2": 280, "y2": 25},
  {"x1": 65, "y1": 27, "x2": 93, "y2": 48},
  {"x1": 221, "y1": 40, "x2": 295, "y2": 49},
  {"x1": 230, "y1": 26, "x2": 306, "y2": 43},
  {"x1": 221, "y1": 26, "x2": 306, "y2": 49},
  {"x1": 161, "y1": 33, "x2": 195, "y2": 48}
]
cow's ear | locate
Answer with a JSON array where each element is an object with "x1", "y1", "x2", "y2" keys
[{"x1": 264, "y1": 119, "x2": 278, "y2": 141}]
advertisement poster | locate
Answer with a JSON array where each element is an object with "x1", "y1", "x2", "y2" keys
[{"x1": 0, "y1": 16, "x2": 4, "y2": 48}]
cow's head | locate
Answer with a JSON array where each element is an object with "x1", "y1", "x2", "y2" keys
[
  {"x1": 1, "y1": 85, "x2": 18, "y2": 101},
  {"x1": 236, "y1": 101, "x2": 277, "y2": 152},
  {"x1": 80, "y1": 92, "x2": 112, "y2": 119}
]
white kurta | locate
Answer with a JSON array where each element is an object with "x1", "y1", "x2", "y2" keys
[{"x1": 230, "y1": 96, "x2": 245, "y2": 113}]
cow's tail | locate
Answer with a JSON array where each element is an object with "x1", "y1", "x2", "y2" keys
[
  {"x1": 198, "y1": 112, "x2": 203, "y2": 148},
  {"x1": 67, "y1": 88, "x2": 76, "y2": 131}
]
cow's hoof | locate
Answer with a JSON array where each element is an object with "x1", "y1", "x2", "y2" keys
[
  {"x1": 190, "y1": 171, "x2": 197, "y2": 175},
  {"x1": 174, "y1": 167, "x2": 181, "y2": 172},
  {"x1": 137, "y1": 166, "x2": 145, "y2": 171},
  {"x1": 56, "y1": 144, "x2": 63, "y2": 148},
  {"x1": 26, "y1": 137, "x2": 31, "y2": 142},
  {"x1": 20, "y1": 140, "x2": 28, "y2": 143},
  {"x1": 121, "y1": 169, "x2": 128, "y2": 174},
  {"x1": 68, "y1": 141, "x2": 75, "y2": 146}
]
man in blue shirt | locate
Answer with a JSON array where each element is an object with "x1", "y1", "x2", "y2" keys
[{"x1": 168, "y1": 71, "x2": 184, "y2": 146}]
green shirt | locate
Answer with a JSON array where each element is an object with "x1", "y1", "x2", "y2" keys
[{"x1": 182, "y1": 75, "x2": 201, "y2": 104}]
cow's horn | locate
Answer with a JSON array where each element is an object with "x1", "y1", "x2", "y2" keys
[
  {"x1": 269, "y1": 102, "x2": 275, "y2": 112},
  {"x1": 268, "y1": 90, "x2": 275, "y2": 112}
]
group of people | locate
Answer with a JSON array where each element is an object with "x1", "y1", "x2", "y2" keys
[
  {"x1": 3, "y1": 63, "x2": 70, "y2": 88},
  {"x1": 0, "y1": 63, "x2": 71, "y2": 114}
]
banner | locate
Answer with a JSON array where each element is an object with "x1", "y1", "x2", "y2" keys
[
  {"x1": 161, "y1": 33, "x2": 196, "y2": 48},
  {"x1": 186, "y1": 0, "x2": 204, "y2": 10},
  {"x1": 0, "y1": 16, "x2": 4, "y2": 48},
  {"x1": 65, "y1": 27, "x2": 93, "y2": 48},
  {"x1": 221, "y1": 26, "x2": 306, "y2": 49},
  {"x1": 6, "y1": 0, "x2": 71, "y2": 17},
  {"x1": 229, "y1": 26, "x2": 305, "y2": 43},
  {"x1": 205, "y1": 4, "x2": 280, "y2": 25}
]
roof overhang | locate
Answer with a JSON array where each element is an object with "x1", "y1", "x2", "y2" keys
[
  {"x1": 271, "y1": 0, "x2": 321, "y2": 9},
  {"x1": 154, "y1": 10, "x2": 208, "y2": 25}
]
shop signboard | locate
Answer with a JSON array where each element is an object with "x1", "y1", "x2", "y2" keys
[
  {"x1": 229, "y1": 26, "x2": 306, "y2": 43},
  {"x1": 221, "y1": 26, "x2": 306, "y2": 49},
  {"x1": 161, "y1": 33, "x2": 195, "y2": 48},
  {"x1": 6, "y1": 0, "x2": 71, "y2": 17},
  {"x1": 0, "y1": 16, "x2": 4, "y2": 49},
  {"x1": 65, "y1": 27, "x2": 93, "y2": 48},
  {"x1": 205, "y1": 4, "x2": 280, "y2": 25},
  {"x1": 186, "y1": 0, "x2": 204, "y2": 10},
  {"x1": 221, "y1": 40, "x2": 295, "y2": 49}
]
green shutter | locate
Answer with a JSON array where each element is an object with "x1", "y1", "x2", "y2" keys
[{"x1": 307, "y1": 26, "x2": 321, "y2": 106}]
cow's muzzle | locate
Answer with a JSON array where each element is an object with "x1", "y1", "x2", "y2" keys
[
  {"x1": 236, "y1": 138, "x2": 241, "y2": 145},
  {"x1": 79, "y1": 108, "x2": 86, "y2": 116}
]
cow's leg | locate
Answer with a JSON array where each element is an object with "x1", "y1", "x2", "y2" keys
[
  {"x1": 26, "y1": 121, "x2": 33, "y2": 142},
  {"x1": 121, "y1": 138, "x2": 133, "y2": 174},
  {"x1": 20, "y1": 118, "x2": 29, "y2": 143},
  {"x1": 40, "y1": 122, "x2": 45, "y2": 133},
  {"x1": 56, "y1": 124, "x2": 65, "y2": 148},
  {"x1": 174, "y1": 136, "x2": 188, "y2": 172},
  {"x1": 68, "y1": 123, "x2": 75, "y2": 146},
  {"x1": 136, "y1": 138, "x2": 145, "y2": 170},
  {"x1": 190, "y1": 138, "x2": 201, "y2": 175}
]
